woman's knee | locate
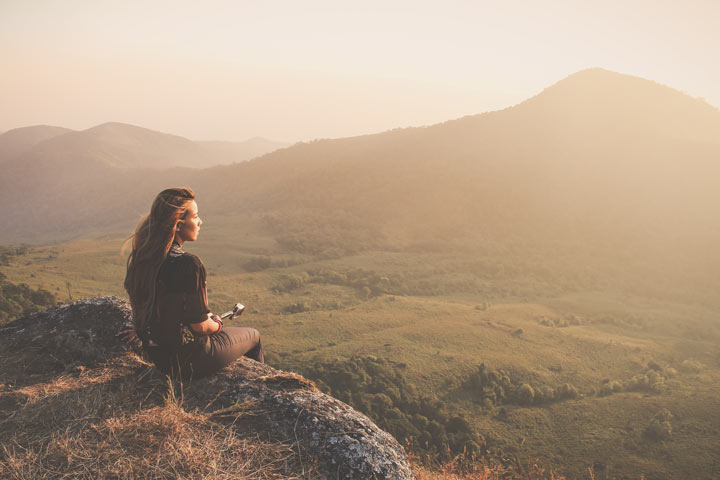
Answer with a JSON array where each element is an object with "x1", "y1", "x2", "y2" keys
[
  {"x1": 247, "y1": 328, "x2": 260, "y2": 343},
  {"x1": 223, "y1": 326, "x2": 259, "y2": 344}
]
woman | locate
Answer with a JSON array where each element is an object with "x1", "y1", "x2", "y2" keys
[{"x1": 124, "y1": 187, "x2": 263, "y2": 380}]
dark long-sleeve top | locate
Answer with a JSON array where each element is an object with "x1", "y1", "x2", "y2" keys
[{"x1": 148, "y1": 242, "x2": 211, "y2": 353}]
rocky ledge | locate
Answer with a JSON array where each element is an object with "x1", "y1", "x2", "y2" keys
[{"x1": 0, "y1": 297, "x2": 415, "y2": 480}]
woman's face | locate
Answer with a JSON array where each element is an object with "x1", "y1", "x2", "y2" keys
[{"x1": 176, "y1": 201, "x2": 202, "y2": 244}]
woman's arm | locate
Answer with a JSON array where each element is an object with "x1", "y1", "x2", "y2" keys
[{"x1": 190, "y1": 312, "x2": 222, "y2": 335}]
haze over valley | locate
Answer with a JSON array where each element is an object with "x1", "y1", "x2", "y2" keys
[
  {"x1": 2, "y1": 68, "x2": 719, "y2": 479},
  {"x1": 2, "y1": 68, "x2": 719, "y2": 300}
]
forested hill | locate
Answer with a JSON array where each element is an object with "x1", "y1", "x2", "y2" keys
[
  {"x1": 192, "y1": 68, "x2": 720, "y2": 256},
  {"x1": 1, "y1": 69, "x2": 719, "y2": 296}
]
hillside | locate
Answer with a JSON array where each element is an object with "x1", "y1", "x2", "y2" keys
[
  {"x1": 0, "y1": 123, "x2": 288, "y2": 242},
  {"x1": 2, "y1": 68, "x2": 719, "y2": 478},
  {"x1": 196, "y1": 68, "x2": 720, "y2": 240},
  {"x1": 188, "y1": 69, "x2": 720, "y2": 305},
  {"x1": 0, "y1": 125, "x2": 73, "y2": 164},
  {"x1": 8, "y1": 122, "x2": 287, "y2": 171},
  {"x1": 3, "y1": 68, "x2": 718, "y2": 239},
  {"x1": 1, "y1": 69, "x2": 719, "y2": 299},
  {"x1": 3, "y1": 231, "x2": 719, "y2": 478}
]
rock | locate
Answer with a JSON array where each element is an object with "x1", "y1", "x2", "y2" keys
[
  {"x1": 195, "y1": 360, "x2": 415, "y2": 479},
  {"x1": 0, "y1": 296, "x2": 132, "y2": 374},
  {"x1": 1, "y1": 297, "x2": 415, "y2": 479}
]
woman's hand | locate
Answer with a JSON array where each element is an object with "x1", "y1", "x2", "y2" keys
[
  {"x1": 118, "y1": 321, "x2": 138, "y2": 344},
  {"x1": 189, "y1": 313, "x2": 223, "y2": 335}
]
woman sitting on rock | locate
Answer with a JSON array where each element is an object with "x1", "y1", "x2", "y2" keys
[{"x1": 123, "y1": 187, "x2": 263, "y2": 379}]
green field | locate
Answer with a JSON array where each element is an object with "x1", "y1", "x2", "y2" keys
[{"x1": 3, "y1": 225, "x2": 719, "y2": 479}]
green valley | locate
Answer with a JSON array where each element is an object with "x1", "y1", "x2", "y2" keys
[{"x1": 3, "y1": 226, "x2": 718, "y2": 479}]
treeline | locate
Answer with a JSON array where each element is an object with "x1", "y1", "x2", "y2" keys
[
  {"x1": 0, "y1": 246, "x2": 57, "y2": 324},
  {"x1": 0, "y1": 245, "x2": 29, "y2": 266},
  {"x1": 273, "y1": 355, "x2": 590, "y2": 462},
  {"x1": 248, "y1": 211, "x2": 720, "y2": 307},
  {"x1": 270, "y1": 268, "x2": 497, "y2": 298},
  {"x1": 0, "y1": 274, "x2": 56, "y2": 325},
  {"x1": 462, "y1": 363, "x2": 580, "y2": 407},
  {"x1": 594, "y1": 361, "x2": 694, "y2": 397},
  {"x1": 276, "y1": 355, "x2": 482, "y2": 462}
]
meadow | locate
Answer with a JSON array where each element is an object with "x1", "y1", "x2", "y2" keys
[{"x1": 2, "y1": 219, "x2": 719, "y2": 479}]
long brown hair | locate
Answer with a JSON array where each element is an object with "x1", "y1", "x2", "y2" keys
[{"x1": 124, "y1": 187, "x2": 195, "y2": 342}]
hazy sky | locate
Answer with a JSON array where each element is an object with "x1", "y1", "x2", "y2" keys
[{"x1": 1, "y1": 0, "x2": 718, "y2": 142}]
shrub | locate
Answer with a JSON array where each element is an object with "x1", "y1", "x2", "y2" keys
[
  {"x1": 679, "y1": 360, "x2": 702, "y2": 373},
  {"x1": 647, "y1": 370, "x2": 665, "y2": 390},
  {"x1": 535, "y1": 386, "x2": 555, "y2": 403},
  {"x1": 598, "y1": 383, "x2": 613, "y2": 397},
  {"x1": 243, "y1": 256, "x2": 272, "y2": 272},
  {"x1": 598, "y1": 380, "x2": 622, "y2": 397},
  {"x1": 0, "y1": 280, "x2": 57, "y2": 325},
  {"x1": 282, "y1": 302, "x2": 308, "y2": 314},
  {"x1": 516, "y1": 384, "x2": 535, "y2": 405},
  {"x1": 463, "y1": 364, "x2": 577, "y2": 407},
  {"x1": 271, "y1": 273, "x2": 309, "y2": 293},
  {"x1": 644, "y1": 409, "x2": 673, "y2": 441},
  {"x1": 556, "y1": 383, "x2": 580, "y2": 400}
]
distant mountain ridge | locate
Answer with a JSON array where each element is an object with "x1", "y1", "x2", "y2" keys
[
  {"x1": 1, "y1": 69, "x2": 718, "y2": 281},
  {"x1": 0, "y1": 122, "x2": 289, "y2": 169},
  {"x1": 188, "y1": 69, "x2": 720, "y2": 244},
  {"x1": 0, "y1": 125, "x2": 74, "y2": 164}
]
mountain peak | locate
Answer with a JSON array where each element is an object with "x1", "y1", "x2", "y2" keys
[
  {"x1": 508, "y1": 68, "x2": 720, "y2": 144},
  {"x1": 562, "y1": 67, "x2": 626, "y2": 80},
  {"x1": 541, "y1": 68, "x2": 665, "y2": 98},
  {"x1": 83, "y1": 122, "x2": 177, "y2": 138},
  {"x1": 535, "y1": 68, "x2": 715, "y2": 111},
  {"x1": 0, "y1": 125, "x2": 74, "y2": 163}
]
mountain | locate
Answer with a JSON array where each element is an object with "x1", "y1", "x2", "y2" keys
[
  {"x1": 0, "y1": 125, "x2": 74, "y2": 164},
  {"x1": 0, "y1": 123, "x2": 291, "y2": 241},
  {"x1": 1, "y1": 69, "x2": 719, "y2": 275},
  {"x1": 0, "y1": 122, "x2": 289, "y2": 172},
  {"x1": 191, "y1": 69, "x2": 720, "y2": 251},
  {"x1": 17, "y1": 122, "x2": 212, "y2": 170}
]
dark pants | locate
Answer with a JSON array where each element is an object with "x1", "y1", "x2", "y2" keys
[
  {"x1": 192, "y1": 326, "x2": 264, "y2": 378},
  {"x1": 150, "y1": 327, "x2": 264, "y2": 380}
]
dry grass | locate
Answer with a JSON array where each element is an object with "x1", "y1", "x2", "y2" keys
[
  {"x1": 0, "y1": 337, "x2": 577, "y2": 480},
  {"x1": 0, "y1": 351, "x2": 316, "y2": 479},
  {"x1": 0, "y1": 345, "x2": 571, "y2": 480},
  {"x1": 2, "y1": 402, "x2": 306, "y2": 479},
  {"x1": 411, "y1": 455, "x2": 566, "y2": 480}
]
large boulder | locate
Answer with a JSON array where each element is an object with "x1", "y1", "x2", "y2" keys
[{"x1": 0, "y1": 297, "x2": 415, "y2": 479}]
